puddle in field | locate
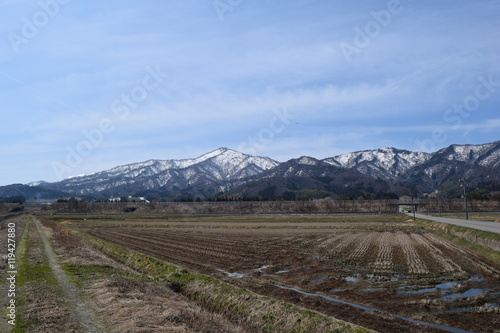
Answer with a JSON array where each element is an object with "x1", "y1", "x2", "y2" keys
[
  {"x1": 396, "y1": 275, "x2": 486, "y2": 298},
  {"x1": 276, "y1": 270, "x2": 290, "y2": 274},
  {"x1": 213, "y1": 265, "x2": 273, "y2": 278},
  {"x1": 344, "y1": 275, "x2": 360, "y2": 282},
  {"x1": 276, "y1": 284, "x2": 376, "y2": 312},
  {"x1": 254, "y1": 265, "x2": 273, "y2": 276},
  {"x1": 274, "y1": 284, "x2": 474, "y2": 333},
  {"x1": 213, "y1": 266, "x2": 498, "y2": 320},
  {"x1": 445, "y1": 303, "x2": 499, "y2": 313},
  {"x1": 399, "y1": 286, "x2": 436, "y2": 294},
  {"x1": 255, "y1": 265, "x2": 272, "y2": 273},
  {"x1": 330, "y1": 288, "x2": 346, "y2": 293},
  {"x1": 397, "y1": 283, "x2": 457, "y2": 295},
  {"x1": 440, "y1": 288, "x2": 486, "y2": 300},
  {"x1": 327, "y1": 272, "x2": 498, "y2": 314},
  {"x1": 436, "y1": 281, "x2": 460, "y2": 289},
  {"x1": 213, "y1": 268, "x2": 247, "y2": 278},
  {"x1": 344, "y1": 273, "x2": 402, "y2": 284}
]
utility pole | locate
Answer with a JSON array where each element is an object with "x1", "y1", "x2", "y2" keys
[
  {"x1": 416, "y1": 194, "x2": 419, "y2": 215},
  {"x1": 435, "y1": 189, "x2": 441, "y2": 216},
  {"x1": 459, "y1": 178, "x2": 468, "y2": 220},
  {"x1": 411, "y1": 195, "x2": 415, "y2": 219}
]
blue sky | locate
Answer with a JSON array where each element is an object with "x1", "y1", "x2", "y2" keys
[{"x1": 1, "y1": 0, "x2": 499, "y2": 185}]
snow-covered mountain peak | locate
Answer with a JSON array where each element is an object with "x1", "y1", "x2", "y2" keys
[
  {"x1": 53, "y1": 147, "x2": 280, "y2": 195},
  {"x1": 439, "y1": 142, "x2": 499, "y2": 167},
  {"x1": 297, "y1": 156, "x2": 319, "y2": 166},
  {"x1": 322, "y1": 147, "x2": 432, "y2": 180},
  {"x1": 22, "y1": 141, "x2": 497, "y2": 199},
  {"x1": 195, "y1": 147, "x2": 278, "y2": 169},
  {"x1": 26, "y1": 180, "x2": 48, "y2": 187},
  {"x1": 205, "y1": 147, "x2": 247, "y2": 161},
  {"x1": 329, "y1": 147, "x2": 430, "y2": 167},
  {"x1": 195, "y1": 147, "x2": 232, "y2": 161}
]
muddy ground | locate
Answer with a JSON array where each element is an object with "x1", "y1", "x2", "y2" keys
[
  {"x1": 64, "y1": 213, "x2": 500, "y2": 333},
  {"x1": 2, "y1": 214, "x2": 262, "y2": 332}
]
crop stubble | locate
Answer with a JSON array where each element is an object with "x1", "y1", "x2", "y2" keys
[{"x1": 78, "y1": 214, "x2": 500, "y2": 332}]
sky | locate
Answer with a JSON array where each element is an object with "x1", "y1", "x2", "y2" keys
[{"x1": 1, "y1": 0, "x2": 499, "y2": 185}]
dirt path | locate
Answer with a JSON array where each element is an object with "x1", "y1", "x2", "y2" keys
[{"x1": 32, "y1": 217, "x2": 106, "y2": 333}]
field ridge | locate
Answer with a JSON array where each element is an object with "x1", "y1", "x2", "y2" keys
[{"x1": 77, "y1": 228, "x2": 374, "y2": 333}]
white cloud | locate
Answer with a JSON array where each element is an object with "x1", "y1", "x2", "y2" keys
[{"x1": 0, "y1": 0, "x2": 499, "y2": 185}]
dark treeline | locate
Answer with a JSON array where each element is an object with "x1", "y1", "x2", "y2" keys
[{"x1": 43, "y1": 197, "x2": 500, "y2": 214}]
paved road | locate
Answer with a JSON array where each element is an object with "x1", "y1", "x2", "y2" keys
[{"x1": 412, "y1": 213, "x2": 500, "y2": 234}]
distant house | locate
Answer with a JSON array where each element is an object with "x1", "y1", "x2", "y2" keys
[
  {"x1": 126, "y1": 196, "x2": 150, "y2": 204},
  {"x1": 398, "y1": 195, "x2": 412, "y2": 202},
  {"x1": 397, "y1": 196, "x2": 424, "y2": 213},
  {"x1": 398, "y1": 204, "x2": 415, "y2": 213},
  {"x1": 58, "y1": 197, "x2": 83, "y2": 202}
]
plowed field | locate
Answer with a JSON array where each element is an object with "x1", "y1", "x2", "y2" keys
[{"x1": 69, "y1": 213, "x2": 500, "y2": 333}]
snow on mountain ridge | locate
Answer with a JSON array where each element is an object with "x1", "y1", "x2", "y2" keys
[
  {"x1": 59, "y1": 148, "x2": 280, "y2": 195},
  {"x1": 297, "y1": 156, "x2": 319, "y2": 166},
  {"x1": 439, "y1": 142, "x2": 499, "y2": 167},
  {"x1": 60, "y1": 142, "x2": 498, "y2": 187},
  {"x1": 70, "y1": 148, "x2": 217, "y2": 179},
  {"x1": 323, "y1": 147, "x2": 431, "y2": 179},
  {"x1": 43, "y1": 142, "x2": 498, "y2": 197},
  {"x1": 26, "y1": 180, "x2": 49, "y2": 187}
]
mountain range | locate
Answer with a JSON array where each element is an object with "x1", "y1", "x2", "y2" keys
[{"x1": 1, "y1": 141, "x2": 499, "y2": 201}]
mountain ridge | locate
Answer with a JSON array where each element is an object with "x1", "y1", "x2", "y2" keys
[
  {"x1": 1, "y1": 141, "x2": 499, "y2": 201},
  {"x1": 42, "y1": 147, "x2": 280, "y2": 198}
]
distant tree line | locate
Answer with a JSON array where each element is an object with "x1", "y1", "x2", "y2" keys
[
  {"x1": 49, "y1": 187, "x2": 500, "y2": 205},
  {"x1": 0, "y1": 196, "x2": 26, "y2": 204}
]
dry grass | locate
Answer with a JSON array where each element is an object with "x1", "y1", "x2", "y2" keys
[
  {"x1": 88, "y1": 278, "x2": 246, "y2": 333},
  {"x1": 426, "y1": 212, "x2": 500, "y2": 222},
  {"x1": 41, "y1": 217, "x2": 250, "y2": 332},
  {"x1": 16, "y1": 217, "x2": 80, "y2": 332}
]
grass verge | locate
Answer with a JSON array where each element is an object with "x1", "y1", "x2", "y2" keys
[
  {"x1": 425, "y1": 212, "x2": 500, "y2": 222},
  {"x1": 14, "y1": 216, "x2": 79, "y2": 332},
  {"x1": 415, "y1": 218, "x2": 500, "y2": 264}
]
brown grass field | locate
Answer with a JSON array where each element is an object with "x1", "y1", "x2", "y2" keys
[
  {"x1": 425, "y1": 212, "x2": 500, "y2": 222},
  {"x1": 3, "y1": 212, "x2": 500, "y2": 332}
]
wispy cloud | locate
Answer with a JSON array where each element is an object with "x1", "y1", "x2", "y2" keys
[{"x1": 0, "y1": 0, "x2": 499, "y2": 185}]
